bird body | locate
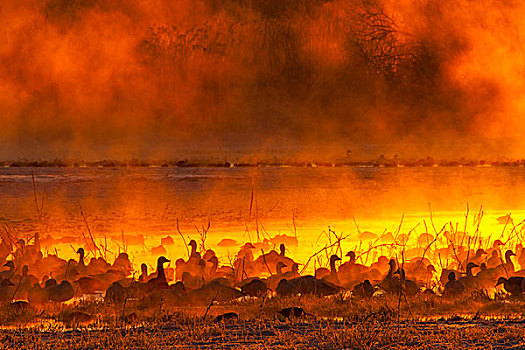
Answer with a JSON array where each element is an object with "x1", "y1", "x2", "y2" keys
[
  {"x1": 266, "y1": 262, "x2": 288, "y2": 290},
  {"x1": 321, "y1": 255, "x2": 342, "y2": 286},
  {"x1": 339, "y1": 251, "x2": 367, "y2": 286},
  {"x1": 276, "y1": 278, "x2": 297, "y2": 297},
  {"x1": 394, "y1": 268, "x2": 420, "y2": 296},
  {"x1": 241, "y1": 278, "x2": 268, "y2": 298},
  {"x1": 0, "y1": 279, "x2": 15, "y2": 302},
  {"x1": 277, "y1": 307, "x2": 312, "y2": 320},
  {"x1": 184, "y1": 281, "x2": 243, "y2": 305},
  {"x1": 147, "y1": 256, "x2": 171, "y2": 290},
  {"x1": 288, "y1": 275, "x2": 343, "y2": 297},
  {"x1": 496, "y1": 277, "x2": 524, "y2": 297},
  {"x1": 46, "y1": 280, "x2": 74, "y2": 302},
  {"x1": 458, "y1": 262, "x2": 480, "y2": 291},
  {"x1": 214, "y1": 312, "x2": 238, "y2": 323},
  {"x1": 443, "y1": 272, "x2": 465, "y2": 298},
  {"x1": 379, "y1": 259, "x2": 401, "y2": 294},
  {"x1": 0, "y1": 261, "x2": 15, "y2": 281},
  {"x1": 352, "y1": 280, "x2": 375, "y2": 300},
  {"x1": 28, "y1": 283, "x2": 48, "y2": 304},
  {"x1": 105, "y1": 282, "x2": 128, "y2": 305}
]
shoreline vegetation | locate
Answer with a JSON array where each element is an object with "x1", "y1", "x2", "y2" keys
[{"x1": 1, "y1": 156, "x2": 525, "y2": 169}]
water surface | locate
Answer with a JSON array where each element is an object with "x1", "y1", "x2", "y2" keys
[{"x1": 0, "y1": 166, "x2": 522, "y2": 269}]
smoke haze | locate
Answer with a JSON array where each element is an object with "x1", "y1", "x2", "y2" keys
[{"x1": 1, "y1": 0, "x2": 524, "y2": 161}]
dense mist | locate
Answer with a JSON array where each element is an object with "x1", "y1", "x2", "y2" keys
[{"x1": 1, "y1": 0, "x2": 524, "y2": 161}]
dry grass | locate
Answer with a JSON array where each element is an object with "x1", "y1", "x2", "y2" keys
[{"x1": 0, "y1": 293, "x2": 525, "y2": 349}]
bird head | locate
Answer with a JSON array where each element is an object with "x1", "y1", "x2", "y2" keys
[
  {"x1": 243, "y1": 242, "x2": 256, "y2": 250},
  {"x1": 477, "y1": 249, "x2": 487, "y2": 256},
  {"x1": 394, "y1": 268, "x2": 407, "y2": 280},
  {"x1": 494, "y1": 239, "x2": 504, "y2": 246},
  {"x1": 203, "y1": 249, "x2": 216, "y2": 260},
  {"x1": 448, "y1": 271, "x2": 456, "y2": 281},
  {"x1": 0, "y1": 279, "x2": 14, "y2": 287},
  {"x1": 346, "y1": 251, "x2": 356, "y2": 261},
  {"x1": 466, "y1": 262, "x2": 479, "y2": 270},
  {"x1": 276, "y1": 262, "x2": 288, "y2": 270},
  {"x1": 158, "y1": 256, "x2": 171, "y2": 265},
  {"x1": 330, "y1": 255, "x2": 342, "y2": 263}
]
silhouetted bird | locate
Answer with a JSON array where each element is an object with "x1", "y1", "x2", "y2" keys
[
  {"x1": 277, "y1": 307, "x2": 312, "y2": 320},
  {"x1": 276, "y1": 278, "x2": 297, "y2": 297},
  {"x1": 443, "y1": 272, "x2": 465, "y2": 298},
  {"x1": 0, "y1": 279, "x2": 15, "y2": 302},
  {"x1": 185, "y1": 281, "x2": 243, "y2": 305},
  {"x1": 288, "y1": 275, "x2": 343, "y2": 297},
  {"x1": 46, "y1": 280, "x2": 74, "y2": 302},
  {"x1": 213, "y1": 312, "x2": 239, "y2": 323},
  {"x1": 28, "y1": 283, "x2": 47, "y2": 304},
  {"x1": 241, "y1": 278, "x2": 268, "y2": 298},
  {"x1": 105, "y1": 282, "x2": 128, "y2": 305},
  {"x1": 458, "y1": 262, "x2": 480, "y2": 291},
  {"x1": 352, "y1": 280, "x2": 374, "y2": 300},
  {"x1": 394, "y1": 268, "x2": 420, "y2": 296},
  {"x1": 147, "y1": 256, "x2": 171, "y2": 289},
  {"x1": 496, "y1": 277, "x2": 524, "y2": 297}
]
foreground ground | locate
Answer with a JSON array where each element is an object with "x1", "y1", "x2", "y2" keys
[{"x1": 1, "y1": 294, "x2": 525, "y2": 349}]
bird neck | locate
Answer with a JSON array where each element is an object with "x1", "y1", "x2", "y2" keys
[
  {"x1": 387, "y1": 264, "x2": 395, "y2": 278},
  {"x1": 157, "y1": 262, "x2": 166, "y2": 281},
  {"x1": 466, "y1": 266, "x2": 473, "y2": 277},
  {"x1": 190, "y1": 244, "x2": 196, "y2": 257},
  {"x1": 330, "y1": 259, "x2": 338, "y2": 275}
]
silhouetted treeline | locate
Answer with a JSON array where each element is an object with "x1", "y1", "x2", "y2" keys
[{"x1": 0, "y1": 0, "x2": 518, "y2": 159}]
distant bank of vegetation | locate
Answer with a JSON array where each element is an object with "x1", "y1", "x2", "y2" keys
[{"x1": 1, "y1": 156, "x2": 524, "y2": 168}]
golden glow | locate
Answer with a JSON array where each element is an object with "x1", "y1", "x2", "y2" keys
[{"x1": 4, "y1": 166, "x2": 522, "y2": 277}]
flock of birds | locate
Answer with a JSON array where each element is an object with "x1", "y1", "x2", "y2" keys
[{"x1": 1, "y1": 234, "x2": 525, "y2": 310}]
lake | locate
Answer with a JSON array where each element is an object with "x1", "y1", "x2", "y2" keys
[{"x1": 0, "y1": 166, "x2": 522, "y2": 270}]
